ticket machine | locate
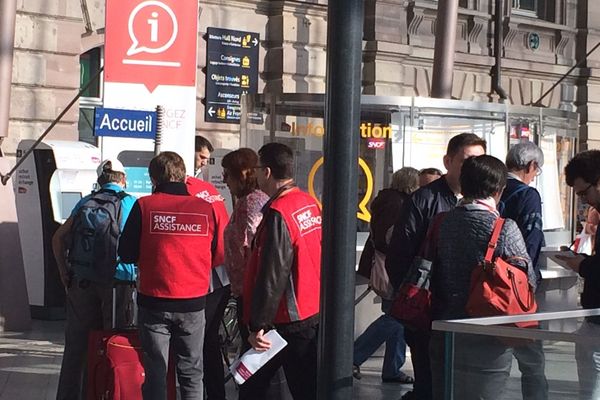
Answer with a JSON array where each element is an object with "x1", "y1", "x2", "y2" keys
[{"x1": 14, "y1": 140, "x2": 100, "y2": 319}]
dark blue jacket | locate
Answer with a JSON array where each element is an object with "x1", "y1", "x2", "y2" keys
[{"x1": 499, "y1": 177, "x2": 544, "y2": 287}]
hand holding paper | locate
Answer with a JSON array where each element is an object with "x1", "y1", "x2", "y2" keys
[
  {"x1": 231, "y1": 329, "x2": 288, "y2": 385},
  {"x1": 547, "y1": 250, "x2": 585, "y2": 273}
]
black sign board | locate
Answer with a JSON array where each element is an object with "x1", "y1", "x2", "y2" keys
[{"x1": 205, "y1": 27, "x2": 260, "y2": 124}]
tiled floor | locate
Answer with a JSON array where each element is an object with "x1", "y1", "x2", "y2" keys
[{"x1": 0, "y1": 320, "x2": 409, "y2": 400}]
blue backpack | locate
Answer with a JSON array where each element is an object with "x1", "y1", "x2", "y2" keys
[{"x1": 68, "y1": 189, "x2": 128, "y2": 283}]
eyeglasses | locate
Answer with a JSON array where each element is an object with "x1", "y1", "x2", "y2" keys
[
  {"x1": 535, "y1": 164, "x2": 543, "y2": 177},
  {"x1": 576, "y1": 184, "x2": 594, "y2": 198}
]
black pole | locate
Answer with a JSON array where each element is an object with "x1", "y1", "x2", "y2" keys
[
  {"x1": 0, "y1": 66, "x2": 104, "y2": 185},
  {"x1": 317, "y1": 0, "x2": 363, "y2": 398},
  {"x1": 492, "y1": 0, "x2": 508, "y2": 101}
]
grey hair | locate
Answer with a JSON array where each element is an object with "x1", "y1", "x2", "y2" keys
[
  {"x1": 390, "y1": 167, "x2": 420, "y2": 194},
  {"x1": 505, "y1": 142, "x2": 544, "y2": 171}
]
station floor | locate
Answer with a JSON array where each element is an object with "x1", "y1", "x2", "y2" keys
[
  {"x1": 0, "y1": 319, "x2": 582, "y2": 399},
  {"x1": 0, "y1": 320, "x2": 410, "y2": 400}
]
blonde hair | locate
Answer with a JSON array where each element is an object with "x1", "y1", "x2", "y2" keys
[{"x1": 391, "y1": 167, "x2": 420, "y2": 194}]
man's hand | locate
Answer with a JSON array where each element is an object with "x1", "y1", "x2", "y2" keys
[
  {"x1": 556, "y1": 253, "x2": 585, "y2": 273},
  {"x1": 248, "y1": 329, "x2": 272, "y2": 351}
]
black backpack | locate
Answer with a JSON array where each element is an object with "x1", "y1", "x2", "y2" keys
[{"x1": 68, "y1": 189, "x2": 128, "y2": 283}]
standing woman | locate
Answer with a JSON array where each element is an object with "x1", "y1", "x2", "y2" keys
[{"x1": 221, "y1": 148, "x2": 270, "y2": 322}]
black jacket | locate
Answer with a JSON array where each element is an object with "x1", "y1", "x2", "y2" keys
[
  {"x1": 579, "y1": 232, "x2": 600, "y2": 323},
  {"x1": 385, "y1": 176, "x2": 458, "y2": 290}
]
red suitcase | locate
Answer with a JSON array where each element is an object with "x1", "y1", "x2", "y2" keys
[{"x1": 87, "y1": 287, "x2": 176, "y2": 400}]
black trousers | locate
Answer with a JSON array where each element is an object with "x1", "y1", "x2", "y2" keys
[
  {"x1": 239, "y1": 323, "x2": 318, "y2": 400},
  {"x1": 405, "y1": 327, "x2": 432, "y2": 400},
  {"x1": 203, "y1": 285, "x2": 231, "y2": 400}
]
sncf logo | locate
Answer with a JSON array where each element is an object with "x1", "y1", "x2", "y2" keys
[
  {"x1": 292, "y1": 205, "x2": 322, "y2": 236},
  {"x1": 150, "y1": 212, "x2": 209, "y2": 236},
  {"x1": 195, "y1": 190, "x2": 224, "y2": 203}
]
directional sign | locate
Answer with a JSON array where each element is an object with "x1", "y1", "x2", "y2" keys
[
  {"x1": 205, "y1": 27, "x2": 260, "y2": 124},
  {"x1": 94, "y1": 107, "x2": 157, "y2": 139}
]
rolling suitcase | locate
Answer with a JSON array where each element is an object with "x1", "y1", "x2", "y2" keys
[{"x1": 87, "y1": 286, "x2": 176, "y2": 400}]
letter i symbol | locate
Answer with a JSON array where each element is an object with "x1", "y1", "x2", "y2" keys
[{"x1": 148, "y1": 12, "x2": 159, "y2": 42}]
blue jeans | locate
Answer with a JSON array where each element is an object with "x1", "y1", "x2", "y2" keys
[
  {"x1": 138, "y1": 307, "x2": 206, "y2": 400},
  {"x1": 353, "y1": 303, "x2": 407, "y2": 379}
]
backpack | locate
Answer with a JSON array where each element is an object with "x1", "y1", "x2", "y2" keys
[{"x1": 68, "y1": 189, "x2": 128, "y2": 283}]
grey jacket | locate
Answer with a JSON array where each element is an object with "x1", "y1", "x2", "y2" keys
[{"x1": 430, "y1": 204, "x2": 536, "y2": 321}]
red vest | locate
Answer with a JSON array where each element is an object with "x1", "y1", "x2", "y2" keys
[
  {"x1": 137, "y1": 193, "x2": 215, "y2": 298},
  {"x1": 185, "y1": 176, "x2": 228, "y2": 267},
  {"x1": 244, "y1": 188, "x2": 322, "y2": 325}
]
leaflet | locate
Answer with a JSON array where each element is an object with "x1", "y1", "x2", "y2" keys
[{"x1": 230, "y1": 329, "x2": 288, "y2": 385}]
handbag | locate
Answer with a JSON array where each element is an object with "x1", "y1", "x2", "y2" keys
[
  {"x1": 370, "y1": 248, "x2": 394, "y2": 300},
  {"x1": 390, "y1": 213, "x2": 446, "y2": 331},
  {"x1": 465, "y1": 217, "x2": 538, "y2": 328}
]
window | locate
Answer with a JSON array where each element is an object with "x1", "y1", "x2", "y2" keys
[
  {"x1": 512, "y1": 0, "x2": 555, "y2": 22},
  {"x1": 78, "y1": 47, "x2": 103, "y2": 145}
]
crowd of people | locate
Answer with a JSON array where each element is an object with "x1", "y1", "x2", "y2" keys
[{"x1": 50, "y1": 132, "x2": 600, "y2": 400}]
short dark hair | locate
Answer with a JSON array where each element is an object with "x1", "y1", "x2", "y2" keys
[
  {"x1": 221, "y1": 148, "x2": 260, "y2": 196},
  {"x1": 195, "y1": 136, "x2": 214, "y2": 153},
  {"x1": 460, "y1": 155, "x2": 507, "y2": 199},
  {"x1": 565, "y1": 150, "x2": 600, "y2": 187},
  {"x1": 419, "y1": 167, "x2": 443, "y2": 177},
  {"x1": 97, "y1": 170, "x2": 125, "y2": 186},
  {"x1": 149, "y1": 151, "x2": 186, "y2": 185},
  {"x1": 446, "y1": 133, "x2": 487, "y2": 157},
  {"x1": 258, "y1": 142, "x2": 294, "y2": 180}
]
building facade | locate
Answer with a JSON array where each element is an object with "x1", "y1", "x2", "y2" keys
[{"x1": 1, "y1": 0, "x2": 599, "y2": 160}]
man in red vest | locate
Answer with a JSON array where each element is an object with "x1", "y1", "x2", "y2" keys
[
  {"x1": 186, "y1": 142, "x2": 231, "y2": 400},
  {"x1": 241, "y1": 142, "x2": 321, "y2": 400},
  {"x1": 119, "y1": 151, "x2": 217, "y2": 400}
]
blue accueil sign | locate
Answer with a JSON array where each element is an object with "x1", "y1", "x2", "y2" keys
[{"x1": 94, "y1": 107, "x2": 157, "y2": 139}]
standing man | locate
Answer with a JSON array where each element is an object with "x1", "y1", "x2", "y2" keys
[
  {"x1": 187, "y1": 136, "x2": 231, "y2": 400},
  {"x1": 53, "y1": 158, "x2": 137, "y2": 400},
  {"x1": 501, "y1": 142, "x2": 548, "y2": 400},
  {"x1": 557, "y1": 150, "x2": 600, "y2": 399},
  {"x1": 241, "y1": 142, "x2": 321, "y2": 399},
  {"x1": 119, "y1": 152, "x2": 218, "y2": 400},
  {"x1": 386, "y1": 133, "x2": 486, "y2": 400},
  {"x1": 195, "y1": 135, "x2": 214, "y2": 178}
]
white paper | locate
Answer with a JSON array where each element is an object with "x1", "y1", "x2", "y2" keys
[{"x1": 230, "y1": 330, "x2": 288, "y2": 385}]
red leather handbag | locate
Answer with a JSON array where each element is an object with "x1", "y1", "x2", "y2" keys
[
  {"x1": 465, "y1": 217, "x2": 538, "y2": 328},
  {"x1": 390, "y1": 213, "x2": 446, "y2": 331}
]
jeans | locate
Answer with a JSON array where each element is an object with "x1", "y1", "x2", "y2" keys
[
  {"x1": 353, "y1": 313, "x2": 407, "y2": 379},
  {"x1": 56, "y1": 279, "x2": 135, "y2": 400},
  {"x1": 430, "y1": 331, "x2": 512, "y2": 400},
  {"x1": 138, "y1": 307, "x2": 206, "y2": 400},
  {"x1": 513, "y1": 339, "x2": 548, "y2": 400},
  {"x1": 576, "y1": 320, "x2": 600, "y2": 400}
]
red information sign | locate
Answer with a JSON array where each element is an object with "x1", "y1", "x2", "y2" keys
[{"x1": 104, "y1": 0, "x2": 198, "y2": 92}]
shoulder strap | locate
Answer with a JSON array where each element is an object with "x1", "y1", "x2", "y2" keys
[{"x1": 485, "y1": 217, "x2": 505, "y2": 262}]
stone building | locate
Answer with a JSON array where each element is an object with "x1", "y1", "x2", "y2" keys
[{"x1": 1, "y1": 0, "x2": 599, "y2": 158}]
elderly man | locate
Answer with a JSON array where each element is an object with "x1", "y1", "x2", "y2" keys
[{"x1": 500, "y1": 142, "x2": 548, "y2": 400}]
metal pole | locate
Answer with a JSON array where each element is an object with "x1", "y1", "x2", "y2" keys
[
  {"x1": 154, "y1": 105, "x2": 164, "y2": 155},
  {"x1": 431, "y1": 0, "x2": 459, "y2": 98},
  {"x1": 0, "y1": 0, "x2": 18, "y2": 140},
  {"x1": 492, "y1": 0, "x2": 508, "y2": 101},
  {"x1": 318, "y1": 0, "x2": 363, "y2": 398},
  {"x1": 0, "y1": 66, "x2": 104, "y2": 185}
]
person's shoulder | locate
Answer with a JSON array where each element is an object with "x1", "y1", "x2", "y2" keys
[
  {"x1": 411, "y1": 176, "x2": 449, "y2": 202},
  {"x1": 186, "y1": 176, "x2": 225, "y2": 204}
]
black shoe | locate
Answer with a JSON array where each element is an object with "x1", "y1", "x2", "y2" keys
[
  {"x1": 352, "y1": 364, "x2": 362, "y2": 380},
  {"x1": 400, "y1": 390, "x2": 415, "y2": 400},
  {"x1": 382, "y1": 372, "x2": 415, "y2": 384}
]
